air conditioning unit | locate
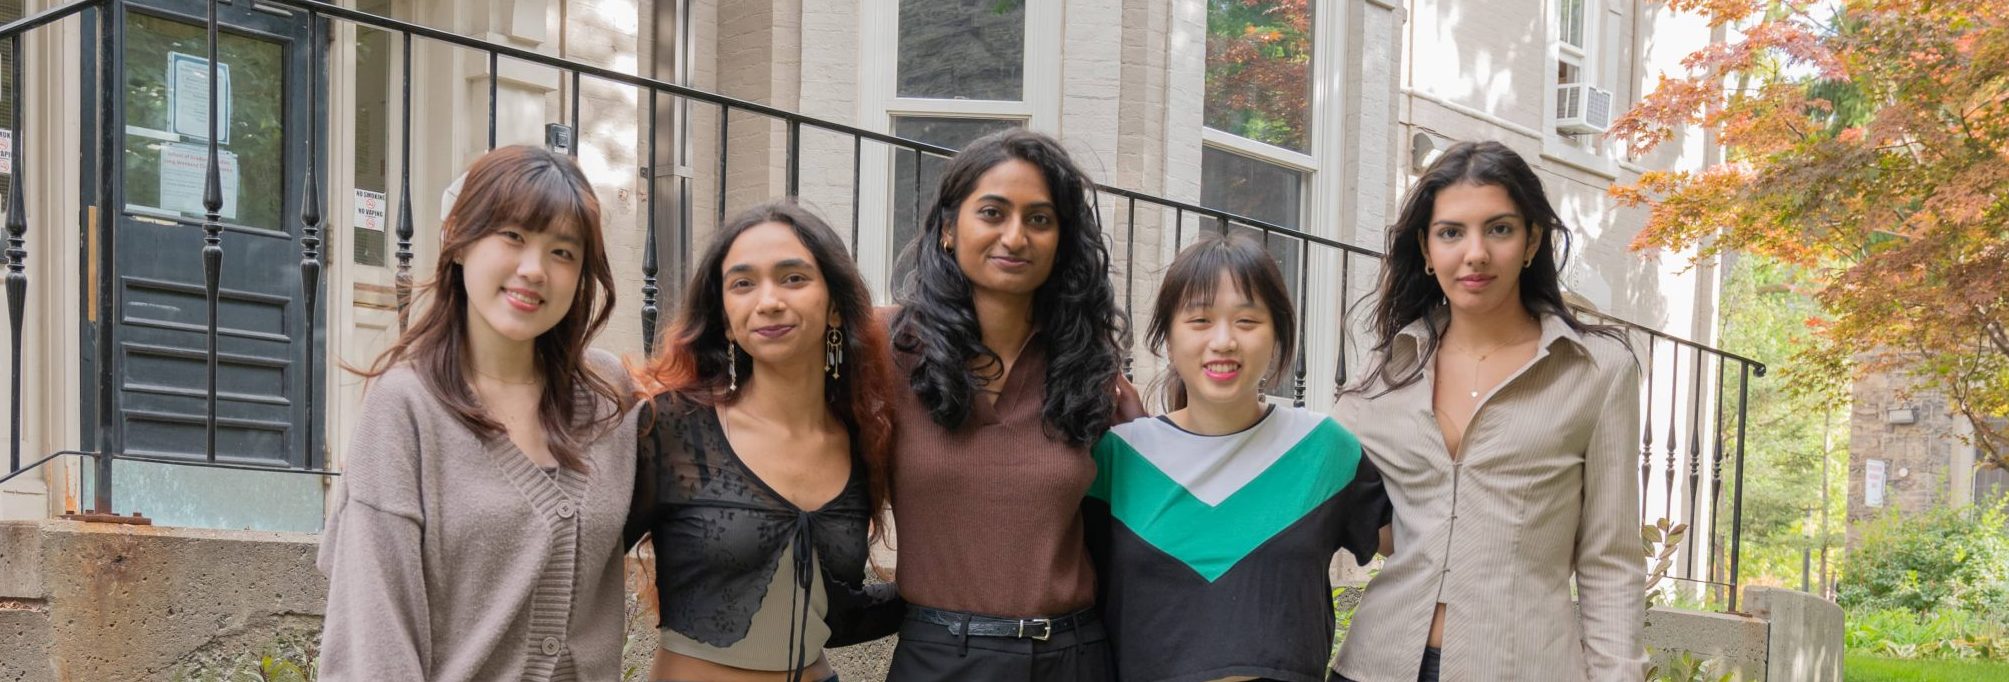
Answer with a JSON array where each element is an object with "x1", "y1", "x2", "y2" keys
[{"x1": 1555, "y1": 83, "x2": 1613, "y2": 135}]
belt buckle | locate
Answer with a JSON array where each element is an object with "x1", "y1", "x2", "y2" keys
[{"x1": 1018, "y1": 617, "x2": 1052, "y2": 641}]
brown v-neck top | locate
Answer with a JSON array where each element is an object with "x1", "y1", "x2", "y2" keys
[{"x1": 885, "y1": 327, "x2": 1101, "y2": 618}]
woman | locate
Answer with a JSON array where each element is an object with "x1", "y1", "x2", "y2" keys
[
  {"x1": 1088, "y1": 233, "x2": 1391, "y2": 682},
  {"x1": 883, "y1": 128, "x2": 1135, "y2": 681},
  {"x1": 1331, "y1": 140, "x2": 1646, "y2": 682},
  {"x1": 318, "y1": 145, "x2": 636, "y2": 681},
  {"x1": 626, "y1": 200, "x2": 904, "y2": 682}
]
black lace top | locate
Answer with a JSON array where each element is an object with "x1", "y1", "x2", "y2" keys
[{"x1": 624, "y1": 395, "x2": 902, "y2": 675}]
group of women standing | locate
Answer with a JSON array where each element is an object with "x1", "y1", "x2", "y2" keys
[{"x1": 316, "y1": 130, "x2": 1647, "y2": 682}]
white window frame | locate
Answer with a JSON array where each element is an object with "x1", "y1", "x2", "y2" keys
[
  {"x1": 856, "y1": 0, "x2": 1060, "y2": 298},
  {"x1": 1542, "y1": 0, "x2": 1621, "y2": 177},
  {"x1": 1195, "y1": 0, "x2": 1350, "y2": 410}
]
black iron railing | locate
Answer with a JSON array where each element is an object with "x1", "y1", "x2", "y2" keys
[{"x1": 0, "y1": 0, "x2": 1766, "y2": 607}]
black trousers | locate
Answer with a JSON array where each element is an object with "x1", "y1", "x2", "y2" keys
[{"x1": 885, "y1": 611, "x2": 1114, "y2": 682}]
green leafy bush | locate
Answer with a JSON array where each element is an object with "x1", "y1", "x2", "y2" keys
[
  {"x1": 1845, "y1": 607, "x2": 2009, "y2": 661},
  {"x1": 1838, "y1": 500, "x2": 2009, "y2": 618}
]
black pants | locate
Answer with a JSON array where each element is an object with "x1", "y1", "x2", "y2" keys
[
  {"x1": 1331, "y1": 646, "x2": 1440, "y2": 682},
  {"x1": 885, "y1": 612, "x2": 1114, "y2": 682}
]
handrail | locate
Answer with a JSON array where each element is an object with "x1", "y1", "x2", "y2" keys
[{"x1": 0, "y1": 0, "x2": 97, "y2": 40}]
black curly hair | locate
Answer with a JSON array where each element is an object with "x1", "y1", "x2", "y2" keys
[{"x1": 890, "y1": 128, "x2": 1127, "y2": 447}]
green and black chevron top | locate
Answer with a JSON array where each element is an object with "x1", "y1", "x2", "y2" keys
[{"x1": 1085, "y1": 405, "x2": 1391, "y2": 682}]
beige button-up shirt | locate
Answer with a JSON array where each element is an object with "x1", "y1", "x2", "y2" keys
[{"x1": 1332, "y1": 312, "x2": 1646, "y2": 682}]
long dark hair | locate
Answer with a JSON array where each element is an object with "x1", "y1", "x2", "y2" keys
[
  {"x1": 360, "y1": 145, "x2": 623, "y2": 471},
  {"x1": 1349, "y1": 140, "x2": 1621, "y2": 395},
  {"x1": 890, "y1": 129, "x2": 1126, "y2": 447},
  {"x1": 1147, "y1": 232, "x2": 1297, "y2": 412},
  {"x1": 636, "y1": 200, "x2": 896, "y2": 527}
]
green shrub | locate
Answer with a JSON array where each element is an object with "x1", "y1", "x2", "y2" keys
[
  {"x1": 1845, "y1": 606, "x2": 2009, "y2": 661},
  {"x1": 1838, "y1": 500, "x2": 2009, "y2": 618}
]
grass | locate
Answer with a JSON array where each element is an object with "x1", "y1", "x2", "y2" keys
[{"x1": 1846, "y1": 653, "x2": 2009, "y2": 682}]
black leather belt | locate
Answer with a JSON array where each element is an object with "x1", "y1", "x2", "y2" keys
[{"x1": 907, "y1": 606, "x2": 1098, "y2": 641}]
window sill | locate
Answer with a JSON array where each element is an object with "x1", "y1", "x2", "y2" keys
[{"x1": 1539, "y1": 137, "x2": 1619, "y2": 181}]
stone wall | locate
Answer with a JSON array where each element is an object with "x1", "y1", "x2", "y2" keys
[{"x1": 1848, "y1": 361, "x2": 1982, "y2": 546}]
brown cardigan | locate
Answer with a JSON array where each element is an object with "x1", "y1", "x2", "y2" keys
[
  {"x1": 886, "y1": 326, "x2": 1139, "y2": 618},
  {"x1": 317, "y1": 349, "x2": 638, "y2": 681}
]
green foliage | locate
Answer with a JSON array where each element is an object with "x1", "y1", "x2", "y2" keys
[
  {"x1": 1838, "y1": 500, "x2": 2009, "y2": 617},
  {"x1": 1846, "y1": 607, "x2": 2009, "y2": 661},
  {"x1": 1643, "y1": 518, "x2": 1689, "y2": 608},
  {"x1": 170, "y1": 632, "x2": 318, "y2": 682},
  {"x1": 1845, "y1": 652, "x2": 2009, "y2": 681},
  {"x1": 1646, "y1": 650, "x2": 1735, "y2": 682},
  {"x1": 1714, "y1": 255, "x2": 1848, "y2": 589}
]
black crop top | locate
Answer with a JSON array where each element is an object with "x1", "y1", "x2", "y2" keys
[{"x1": 624, "y1": 395, "x2": 903, "y2": 676}]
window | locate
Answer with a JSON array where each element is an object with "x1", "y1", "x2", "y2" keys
[
  {"x1": 1204, "y1": 0, "x2": 1313, "y2": 154},
  {"x1": 1200, "y1": 146, "x2": 1304, "y2": 398},
  {"x1": 1201, "y1": 0, "x2": 1313, "y2": 399},
  {"x1": 888, "y1": 115, "x2": 1021, "y2": 282},
  {"x1": 897, "y1": 0, "x2": 1023, "y2": 101},
  {"x1": 1555, "y1": 0, "x2": 1587, "y2": 124},
  {"x1": 351, "y1": 0, "x2": 395, "y2": 266},
  {"x1": 866, "y1": 0, "x2": 1055, "y2": 285}
]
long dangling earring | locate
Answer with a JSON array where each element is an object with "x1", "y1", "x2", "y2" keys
[
  {"x1": 727, "y1": 340, "x2": 739, "y2": 393},
  {"x1": 825, "y1": 326, "x2": 846, "y2": 380}
]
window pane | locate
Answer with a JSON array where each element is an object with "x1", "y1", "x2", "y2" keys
[
  {"x1": 898, "y1": 0, "x2": 1024, "y2": 101},
  {"x1": 890, "y1": 116, "x2": 1022, "y2": 273},
  {"x1": 1200, "y1": 144, "x2": 1305, "y2": 400},
  {"x1": 1560, "y1": 0, "x2": 1585, "y2": 49},
  {"x1": 1205, "y1": 0, "x2": 1313, "y2": 153}
]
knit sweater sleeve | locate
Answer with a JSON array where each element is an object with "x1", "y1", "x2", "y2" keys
[{"x1": 317, "y1": 370, "x2": 433, "y2": 680}]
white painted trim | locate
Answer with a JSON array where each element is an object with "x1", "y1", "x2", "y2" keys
[
  {"x1": 1024, "y1": 0, "x2": 1062, "y2": 131},
  {"x1": 1200, "y1": 127, "x2": 1317, "y2": 173},
  {"x1": 1300, "y1": 0, "x2": 1353, "y2": 412},
  {"x1": 1540, "y1": 148, "x2": 1620, "y2": 181},
  {"x1": 1403, "y1": 87, "x2": 1544, "y2": 140},
  {"x1": 886, "y1": 97, "x2": 1033, "y2": 119}
]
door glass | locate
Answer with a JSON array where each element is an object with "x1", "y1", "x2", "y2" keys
[{"x1": 122, "y1": 12, "x2": 285, "y2": 228}]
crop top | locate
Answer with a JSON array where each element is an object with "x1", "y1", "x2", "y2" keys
[{"x1": 624, "y1": 395, "x2": 903, "y2": 677}]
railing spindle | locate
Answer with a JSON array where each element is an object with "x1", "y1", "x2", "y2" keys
[
  {"x1": 1728, "y1": 361, "x2": 1752, "y2": 610},
  {"x1": 1685, "y1": 345, "x2": 1705, "y2": 574},
  {"x1": 785, "y1": 119, "x2": 799, "y2": 198},
  {"x1": 1292, "y1": 237, "x2": 1307, "y2": 408},
  {"x1": 1708, "y1": 353, "x2": 1728, "y2": 587},
  {"x1": 1639, "y1": 335, "x2": 1655, "y2": 519},
  {"x1": 568, "y1": 70, "x2": 580, "y2": 157},
  {"x1": 6, "y1": 34, "x2": 27, "y2": 473},
  {"x1": 394, "y1": 31, "x2": 414, "y2": 329},
  {"x1": 1122, "y1": 196, "x2": 1135, "y2": 381},
  {"x1": 849, "y1": 135, "x2": 860, "y2": 256},
  {"x1": 641, "y1": 89, "x2": 660, "y2": 354},
  {"x1": 1664, "y1": 337, "x2": 1680, "y2": 521},
  {"x1": 486, "y1": 51, "x2": 497, "y2": 150},
  {"x1": 300, "y1": 9, "x2": 323, "y2": 470},
  {"x1": 716, "y1": 105, "x2": 728, "y2": 226},
  {"x1": 202, "y1": 0, "x2": 225, "y2": 463}
]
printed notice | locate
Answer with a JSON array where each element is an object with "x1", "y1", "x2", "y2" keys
[
  {"x1": 1865, "y1": 459, "x2": 1887, "y2": 508},
  {"x1": 0, "y1": 129, "x2": 11, "y2": 175},
  {"x1": 159, "y1": 142, "x2": 240, "y2": 220},
  {"x1": 168, "y1": 52, "x2": 233, "y2": 143},
  {"x1": 354, "y1": 189, "x2": 388, "y2": 232}
]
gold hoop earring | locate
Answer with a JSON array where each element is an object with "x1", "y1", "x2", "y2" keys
[
  {"x1": 825, "y1": 326, "x2": 845, "y2": 379},
  {"x1": 1425, "y1": 264, "x2": 1436, "y2": 276},
  {"x1": 727, "y1": 340, "x2": 739, "y2": 393}
]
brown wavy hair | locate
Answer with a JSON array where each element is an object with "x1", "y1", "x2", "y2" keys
[
  {"x1": 358, "y1": 145, "x2": 625, "y2": 471},
  {"x1": 633, "y1": 200, "x2": 896, "y2": 533}
]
